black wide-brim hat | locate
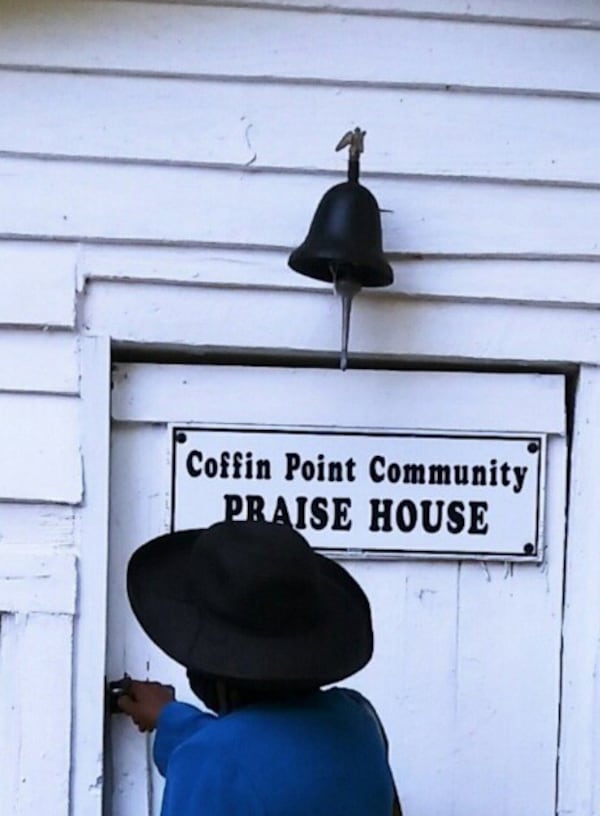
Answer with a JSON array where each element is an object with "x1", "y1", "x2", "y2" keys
[{"x1": 127, "y1": 521, "x2": 373, "y2": 686}]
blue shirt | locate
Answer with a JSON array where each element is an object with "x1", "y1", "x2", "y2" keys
[{"x1": 154, "y1": 687, "x2": 395, "y2": 815}]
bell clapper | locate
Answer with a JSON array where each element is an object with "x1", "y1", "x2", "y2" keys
[{"x1": 332, "y1": 265, "x2": 361, "y2": 371}]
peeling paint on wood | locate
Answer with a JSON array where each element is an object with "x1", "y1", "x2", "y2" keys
[
  {"x1": 0, "y1": 505, "x2": 76, "y2": 550},
  {"x1": 0, "y1": 613, "x2": 73, "y2": 816},
  {"x1": 0, "y1": 549, "x2": 77, "y2": 614}
]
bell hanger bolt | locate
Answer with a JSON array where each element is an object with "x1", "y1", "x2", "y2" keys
[
  {"x1": 336, "y1": 127, "x2": 365, "y2": 184},
  {"x1": 288, "y1": 127, "x2": 393, "y2": 371}
]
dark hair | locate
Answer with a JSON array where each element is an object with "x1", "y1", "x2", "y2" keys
[{"x1": 187, "y1": 670, "x2": 319, "y2": 714}]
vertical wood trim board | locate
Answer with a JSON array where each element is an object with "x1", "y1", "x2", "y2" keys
[
  {"x1": 558, "y1": 365, "x2": 600, "y2": 816},
  {"x1": 70, "y1": 336, "x2": 112, "y2": 816}
]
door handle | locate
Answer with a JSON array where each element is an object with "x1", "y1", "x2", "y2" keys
[{"x1": 106, "y1": 673, "x2": 133, "y2": 715}]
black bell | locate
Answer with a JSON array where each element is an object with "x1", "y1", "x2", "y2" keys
[
  {"x1": 288, "y1": 180, "x2": 393, "y2": 287},
  {"x1": 288, "y1": 128, "x2": 393, "y2": 369}
]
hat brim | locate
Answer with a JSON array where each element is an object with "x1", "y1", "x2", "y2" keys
[{"x1": 127, "y1": 529, "x2": 373, "y2": 685}]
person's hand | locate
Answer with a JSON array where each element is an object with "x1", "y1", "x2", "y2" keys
[{"x1": 117, "y1": 679, "x2": 175, "y2": 732}]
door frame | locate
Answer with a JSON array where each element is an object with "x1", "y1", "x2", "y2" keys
[{"x1": 74, "y1": 336, "x2": 600, "y2": 816}]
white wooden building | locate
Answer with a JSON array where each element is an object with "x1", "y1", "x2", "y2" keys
[{"x1": 1, "y1": 1, "x2": 600, "y2": 814}]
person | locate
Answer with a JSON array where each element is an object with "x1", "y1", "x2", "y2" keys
[{"x1": 118, "y1": 520, "x2": 402, "y2": 815}]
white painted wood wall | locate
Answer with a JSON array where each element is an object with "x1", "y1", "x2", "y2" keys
[{"x1": 0, "y1": 2, "x2": 599, "y2": 815}]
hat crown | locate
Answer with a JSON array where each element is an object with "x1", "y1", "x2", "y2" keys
[
  {"x1": 127, "y1": 520, "x2": 373, "y2": 684},
  {"x1": 190, "y1": 522, "x2": 322, "y2": 636}
]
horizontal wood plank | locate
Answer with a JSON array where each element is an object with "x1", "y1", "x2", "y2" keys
[
  {"x1": 111, "y1": 362, "x2": 565, "y2": 434},
  {"x1": 81, "y1": 245, "x2": 600, "y2": 308},
  {"x1": 1, "y1": 70, "x2": 598, "y2": 185},
  {"x1": 0, "y1": 394, "x2": 82, "y2": 504},
  {"x1": 0, "y1": 549, "x2": 77, "y2": 614},
  {"x1": 0, "y1": 244, "x2": 76, "y2": 328},
  {"x1": 1, "y1": 2, "x2": 599, "y2": 95},
  {"x1": 109, "y1": 0, "x2": 600, "y2": 27},
  {"x1": 0, "y1": 504, "x2": 76, "y2": 550},
  {"x1": 86, "y1": 278, "x2": 600, "y2": 365},
  {"x1": 2, "y1": 158, "x2": 600, "y2": 257},
  {"x1": 0, "y1": 330, "x2": 79, "y2": 395}
]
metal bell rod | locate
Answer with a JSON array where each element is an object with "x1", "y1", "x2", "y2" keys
[{"x1": 332, "y1": 128, "x2": 365, "y2": 371}]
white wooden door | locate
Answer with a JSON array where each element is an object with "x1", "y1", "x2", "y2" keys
[{"x1": 107, "y1": 364, "x2": 567, "y2": 816}]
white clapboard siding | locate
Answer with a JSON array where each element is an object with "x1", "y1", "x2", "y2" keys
[
  {"x1": 0, "y1": 244, "x2": 76, "y2": 329},
  {"x1": 0, "y1": 331, "x2": 79, "y2": 395},
  {"x1": 0, "y1": 504, "x2": 76, "y2": 550},
  {"x1": 1, "y1": 2, "x2": 599, "y2": 96},
  {"x1": 0, "y1": 549, "x2": 77, "y2": 614},
  {"x1": 0, "y1": 613, "x2": 73, "y2": 816},
  {"x1": 0, "y1": 394, "x2": 82, "y2": 503},
  {"x1": 116, "y1": 0, "x2": 600, "y2": 27},
  {"x1": 2, "y1": 71, "x2": 599, "y2": 186},
  {"x1": 111, "y1": 363, "x2": 566, "y2": 435},
  {"x1": 1, "y1": 159, "x2": 600, "y2": 257},
  {"x1": 81, "y1": 245, "x2": 600, "y2": 309},
  {"x1": 85, "y1": 279, "x2": 600, "y2": 365}
]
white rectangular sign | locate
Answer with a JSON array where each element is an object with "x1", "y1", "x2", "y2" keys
[{"x1": 170, "y1": 426, "x2": 545, "y2": 561}]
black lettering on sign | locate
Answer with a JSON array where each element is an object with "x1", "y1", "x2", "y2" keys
[
  {"x1": 222, "y1": 494, "x2": 353, "y2": 531},
  {"x1": 446, "y1": 501, "x2": 466, "y2": 534},
  {"x1": 396, "y1": 500, "x2": 418, "y2": 532},
  {"x1": 367, "y1": 455, "x2": 528, "y2": 494},
  {"x1": 186, "y1": 450, "x2": 271, "y2": 480},
  {"x1": 468, "y1": 501, "x2": 489, "y2": 535},
  {"x1": 429, "y1": 464, "x2": 451, "y2": 485},
  {"x1": 187, "y1": 450, "x2": 203, "y2": 477},
  {"x1": 369, "y1": 498, "x2": 393, "y2": 532},
  {"x1": 332, "y1": 498, "x2": 352, "y2": 531},
  {"x1": 421, "y1": 500, "x2": 444, "y2": 534},
  {"x1": 368, "y1": 498, "x2": 489, "y2": 536},
  {"x1": 285, "y1": 453, "x2": 356, "y2": 482}
]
